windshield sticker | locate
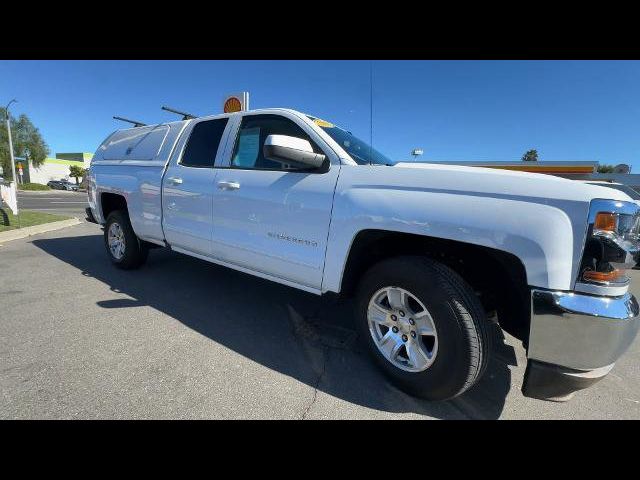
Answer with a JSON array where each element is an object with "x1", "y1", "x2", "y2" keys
[{"x1": 313, "y1": 118, "x2": 335, "y2": 128}]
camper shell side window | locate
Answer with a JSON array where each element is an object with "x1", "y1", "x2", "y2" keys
[{"x1": 101, "y1": 125, "x2": 170, "y2": 161}]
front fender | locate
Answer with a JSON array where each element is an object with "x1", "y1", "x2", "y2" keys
[{"x1": 322, "y1": 185, "x2": 589, "y2": 293}]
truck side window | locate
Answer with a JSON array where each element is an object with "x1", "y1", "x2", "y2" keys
[
  {"x1": 181, "y1": 118, "x2": 229, "y2": 168},
  {"x1": 231, "y1": 114, "x2": 323, "y2": 171}
]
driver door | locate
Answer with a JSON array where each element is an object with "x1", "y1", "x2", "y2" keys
[{"x1": 211, "y1": 113, "x2": 340, "y2": 291}]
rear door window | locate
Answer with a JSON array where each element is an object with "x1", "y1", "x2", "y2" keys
[{"x1": 180, "y1": 118, "x2": 229, "y2": 168}]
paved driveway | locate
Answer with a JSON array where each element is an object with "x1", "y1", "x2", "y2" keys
[{"x1": 1, "y1": 222, "x2": 639, "y2": 419}]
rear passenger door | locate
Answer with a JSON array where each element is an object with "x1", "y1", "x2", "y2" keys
[{"x1": 162, "y1": 117, "x2": 230, "y2": 256}]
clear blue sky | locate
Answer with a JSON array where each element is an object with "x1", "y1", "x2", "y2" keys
[{"x1": 1, "y1": 60, "x2": 639, "y2": 167}]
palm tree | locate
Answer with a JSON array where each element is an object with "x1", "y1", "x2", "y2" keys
[
  {"x1": 69, "y1": 165, "x2": 86, "y2": 185},
  {"x1": 522, "y1": 149, "x2": 539, "y2": 162}
]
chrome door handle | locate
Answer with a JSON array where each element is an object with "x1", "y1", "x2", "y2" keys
[
  {"x1": 168, "y1": 176, "x2": 183, "y2": 185},
  {"x1": 217, "y1": 181, "x2": 240, "y2": 190}
]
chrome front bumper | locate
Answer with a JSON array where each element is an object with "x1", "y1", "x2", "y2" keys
[{"x1": 523, "y1": 289, "x2": 640, "y2": 401}]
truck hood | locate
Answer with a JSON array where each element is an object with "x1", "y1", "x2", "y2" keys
[{"x1": 391, "y1": 162, "x2": 634, "y2": 204}]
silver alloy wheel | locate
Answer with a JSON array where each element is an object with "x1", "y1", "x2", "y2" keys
[
  {"x1": 107, "y1": 222, "x2": 126, "y2": 260},
  {"x1": 367, "y1": 286, "x2": 438, "y2": 372}
]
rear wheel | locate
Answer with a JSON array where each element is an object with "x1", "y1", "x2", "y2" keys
[
  {"x1": 356, "y1": 256, "x2": 492, "y2": 401},
  {"x1": 104, "y1": 210, "x2": 148, "y2": 269}
]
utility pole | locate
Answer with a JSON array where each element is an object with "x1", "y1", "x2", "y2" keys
[{"x1": 4, "y1": 99, "x2": 20, "y2": 226}]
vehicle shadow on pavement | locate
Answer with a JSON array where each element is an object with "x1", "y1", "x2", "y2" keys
[{"x1": 33, "y1": 233, "x2": 516, "y2": 419}]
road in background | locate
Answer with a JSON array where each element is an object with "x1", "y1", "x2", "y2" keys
[
  {"x1": 1, "y1": 222, "x2": 639, "y2": 419},
  {"x1": 16, "y1": 190, "x2": 88, "y2": 218}
]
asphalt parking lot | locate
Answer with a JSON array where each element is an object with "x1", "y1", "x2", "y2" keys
[
  {"x1": 16, "y1": 190, "x2": 88, "y2": 217},
  {"x1": 1, "y1": 220, "x2": 639, "y2": 419}
]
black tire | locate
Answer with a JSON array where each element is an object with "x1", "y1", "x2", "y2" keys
[
  {"x1": 104, "y1": 210, "x2": 148, "y2": 269},
  {"x1": 356, "y1": 256, "x2": 492, "y2": 401}
]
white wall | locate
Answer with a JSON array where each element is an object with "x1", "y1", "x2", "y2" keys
[{"x1": 28, "y1": 160, "x2": 86, "y2": 185}]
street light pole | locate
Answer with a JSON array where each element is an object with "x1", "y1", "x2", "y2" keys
[{"x1": 4, "y1": 99, "x2": 20, "y2": 225}]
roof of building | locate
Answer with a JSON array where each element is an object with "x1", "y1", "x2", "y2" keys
[{"x1": 402, "y1": 160, "x2": 598, "y2": 175}]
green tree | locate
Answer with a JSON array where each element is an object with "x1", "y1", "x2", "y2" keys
[
  {"x1": 597, "y1": 164, "x2": 616, "y2": 173},
  {"x1": 522, "y1": 149, "x2": 539, "y2": 162},
  {"x1": 68, "y1": 165, "x2": 87, "y2": 185},
  {"x1": 0, "y1": 107, "x2": 49, "y2": 181}
]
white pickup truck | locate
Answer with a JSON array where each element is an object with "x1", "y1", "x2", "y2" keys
[{"x1": 86, "y1": 108, "x2": 640, "y2": 402}]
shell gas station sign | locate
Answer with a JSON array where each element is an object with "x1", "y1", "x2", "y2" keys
[{"x1": 223, "y1": 92, "x2": 250, "y2": 113}]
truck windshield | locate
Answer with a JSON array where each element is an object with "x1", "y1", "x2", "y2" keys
[{"x1": 308, "y1": 116, "x2": 393, "y2": 166}]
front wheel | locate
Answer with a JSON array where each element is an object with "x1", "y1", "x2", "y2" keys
[
  {"x1": 356, "y1": 256, "x2": 493, "y2": 401},
  {"x1": 104, "y1": 210, "x2": 148, "y2": 269}
]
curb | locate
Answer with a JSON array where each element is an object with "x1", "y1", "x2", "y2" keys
[{"x1": 0, "y1": 218, "x2": 81, "y2": 243}]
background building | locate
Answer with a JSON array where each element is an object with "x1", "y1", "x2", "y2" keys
[
  {"x1": 397, "y1": 160, "x2": 640, "y2": 192},
  {"x1": 27, "y1": 152, "x2": 93, "y2": 184}
]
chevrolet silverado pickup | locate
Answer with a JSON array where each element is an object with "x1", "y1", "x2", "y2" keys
[{"x1": 86, "y1": 108, "x2": 640, "y2": 401}]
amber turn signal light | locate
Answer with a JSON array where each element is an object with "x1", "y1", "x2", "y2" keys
[
  {"x1": 594, "y1": 212, "x2": 617, "y2": 232},
  {"x1": 583, "y1": 269, "x2": 626, "y2": 283}
]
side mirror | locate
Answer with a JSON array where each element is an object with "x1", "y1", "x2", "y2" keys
[{"x1": 263, "y1": 135, "x2": 327, "y2": 170}]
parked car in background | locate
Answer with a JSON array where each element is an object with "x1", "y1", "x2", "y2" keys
[
  {"x1": 47, "y1": 180, "x2": 79, "y2": 191},
  {"x1": 61, "y1": 180, "x2": 79, "y2": 191}
]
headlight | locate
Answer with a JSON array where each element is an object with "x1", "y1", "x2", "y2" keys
[
  {"x1": 593, "y1": 212, "x2": 640, "y2": 242},
  {"x1": 579, "y1": 200, "x2": 640, "y2": 287}
]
